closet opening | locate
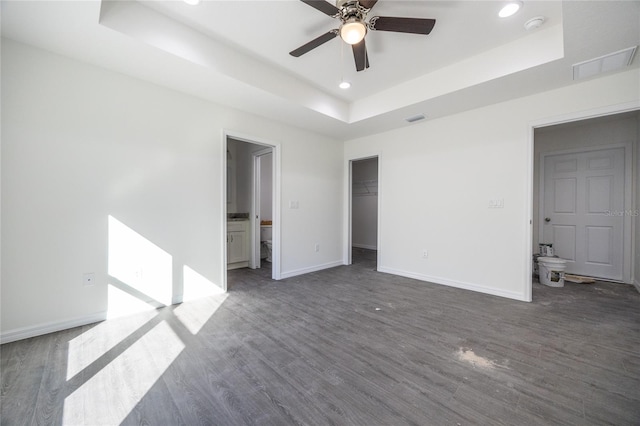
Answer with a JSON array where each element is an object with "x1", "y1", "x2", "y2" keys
[{"x1": 350, "y1": 157, "x2": 379, "y2": 269}]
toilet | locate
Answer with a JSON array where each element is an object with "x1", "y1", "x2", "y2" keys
[
  {"x1": 263, "y1": 240, "x2": 272, "y2": 262},
  {"x1": 538, "y1": 257, "x2": 567, "y2": 287},
  {"x1": 260, "y1": 225, "x2": 273, "y2": 262}
]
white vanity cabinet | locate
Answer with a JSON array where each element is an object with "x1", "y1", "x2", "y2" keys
[{"x1": 227, "y1": 220, "x2": 249, "y2": 269}]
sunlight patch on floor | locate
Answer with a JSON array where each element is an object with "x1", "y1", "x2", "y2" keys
[
  {"x1": 66, "y1": 309, "x2": 157, "y2": 380},
  {"x1": 173, "y1": 293, "x2": 228, "y2": 335},
  {"x1": 63, "y1": 320, "x2": 184, "y2": 425}
]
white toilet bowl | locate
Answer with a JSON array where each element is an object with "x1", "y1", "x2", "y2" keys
[
  {"x1": 260, "y1": 225, "x2": 273, "y2": 262},
  {"x1": 263, "y1": 240, "x2": 272, "y2": 262}
]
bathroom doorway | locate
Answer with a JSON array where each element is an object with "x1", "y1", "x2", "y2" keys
[
  {"x1": 225, "y1": 134, "x2": 278, "y2": 283},
  {"x1": 350, "y1": 157, "x2": 379, "y2": 269}
]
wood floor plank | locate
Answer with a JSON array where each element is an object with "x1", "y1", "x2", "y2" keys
[
  {"x1": 1, "y1": 334, "x2": 57, "y2": 426},
  {"x1": 2, "y1": 250, "x2": 639, "y2": 425}
]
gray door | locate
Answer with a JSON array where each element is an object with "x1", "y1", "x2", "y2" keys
[{"x1": 542, "y1": 147, "x2": 625, "y2": 280}]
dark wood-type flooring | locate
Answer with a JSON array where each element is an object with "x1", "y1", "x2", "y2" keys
[{"x1": 2, "y1": 249, "x2": 639, "y2": 425}]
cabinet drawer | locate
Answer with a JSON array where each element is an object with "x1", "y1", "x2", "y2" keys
[{"x1": 228, "y1": 222, "x2": 247, "y2": 232}]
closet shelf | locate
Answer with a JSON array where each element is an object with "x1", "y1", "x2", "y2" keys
[{"x1": 353, "y1": 179, "x2": 378, "y2": 197}]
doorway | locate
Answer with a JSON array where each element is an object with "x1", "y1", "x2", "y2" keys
[
  {"x1": 225, "y1": 134, "x2": 278, "y2": 286},
  {"x1": 350, "y1": 157, "x2": 379, "y2": 268},
  {"x1": 532, "y1": 111, "x2": 638, "y2": 291}
]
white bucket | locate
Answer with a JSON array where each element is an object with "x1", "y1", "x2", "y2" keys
[{"x1": 538, "y1": 257, "x2": 567, "y2": 287}]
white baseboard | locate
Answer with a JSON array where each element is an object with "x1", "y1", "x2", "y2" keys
[
  {"x1": 0, "y1": 312, "x2": 107, "y2": 344},
  {"x1": 376, "y1": 266, "x2": 529, "y2": 302},
  {"x1": 352, "y1": 244, "x2": 377, "y2": 250},
  {"x1": 280, "y1": 261, "x2": 343, "y2": 280}
]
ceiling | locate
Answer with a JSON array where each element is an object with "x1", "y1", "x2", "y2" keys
[
  {"x1": 1, "y1": 1, "x2": 639, "y2": 140},
  {"x1": 140, "y1": 0, "x2": 563, "y2": 102}
]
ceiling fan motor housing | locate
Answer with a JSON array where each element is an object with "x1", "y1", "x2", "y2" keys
[
  {"x1": 337, "y1": 0, "x2": 369, "y2": 22},
  {"x1": 336, "y1": 1, "x2": 369, "y2": 45}
]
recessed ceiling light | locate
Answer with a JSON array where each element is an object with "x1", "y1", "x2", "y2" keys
[
  {"x1": 183, "y1": 0, "x2": 201, "y2": 5},
  {"x1": 499, "y1": 1, "x2": 522, "y2": 18},
  {"x1": 339, "y1": 81, "x2": 351, "y2": 89}
]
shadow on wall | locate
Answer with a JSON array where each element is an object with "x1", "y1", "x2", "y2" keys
[{"x1": 107, "y1": 215, "x2": 222, "y2": 318}]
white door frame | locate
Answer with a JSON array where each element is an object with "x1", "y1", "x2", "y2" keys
[
  {"x1": 345, "y1": 155, "x2": 381, "y2": 266},
  {"x1": 527, "y1": 101, "x2": 639, "y2": 300},
  {"x1": 251, "y1": 147, "x2": 273, "y2": 270},
  {"x1": 539, "y1": 143, "x2": 633, "y2": 283},
  {"x1": 222, "y1": 131, "x2": 281, "y2": 291}
]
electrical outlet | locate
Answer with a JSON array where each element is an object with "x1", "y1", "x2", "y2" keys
[
  {"x1": 315, "y1": 243, "x2": 320, "y2": 252},
  {"x1": 422, "y1": 250, "x2": 428, "y2": 259},
  {"x1": 134, "y1": 266, "x2": 143, "y2": 281},
  {"x1": 489, "y1": 199, "x2": 504, "y2": 209},
  {"x1": 83, "y1": 272, "x2": 96, "y2": 286}
]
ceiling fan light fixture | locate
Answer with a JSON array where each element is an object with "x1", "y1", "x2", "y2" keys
[
  {"x1": 498, "y1": 1, "x2": 522, "y2": 18},
  {"x1": 340, "y1": 19, "x2": 367, "y2": 45}
]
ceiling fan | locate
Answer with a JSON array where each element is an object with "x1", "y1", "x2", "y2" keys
[{"x1": 290, "y1": 0, "x2": 436, "y2": 72}]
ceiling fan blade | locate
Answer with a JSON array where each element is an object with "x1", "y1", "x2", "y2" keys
[
  {"x1": 289, "y1": 30, "x2": 338, "y2": 57},
  {"x1": 369, "y1": 17, "x2": 436, "y2": 35},
  {"x1": 359, "y1": 0, "x2": 379, "y2": 10},
  {"x1": 352, "y1": 39, "x2": 370, "y2": 72},
  {"x1": 300, "y1": 0, "x2": 340, "y2": 17}
]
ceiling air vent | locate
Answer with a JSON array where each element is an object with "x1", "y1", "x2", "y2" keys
[
  {"x1": 405, "y1": 114, "x2": 426, "y2": 123},
  {"x1": 572, "y1": 46, "x2": 637, "y2": 80}
]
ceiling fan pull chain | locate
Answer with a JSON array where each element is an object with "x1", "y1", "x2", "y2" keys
[{"x1": 341, "y1": 37, "x2": 345, "y2": 79}]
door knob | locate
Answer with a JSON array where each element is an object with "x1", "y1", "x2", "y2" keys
[{"x1": 545, "y1": 217, "x2": 551, "y2": 222}]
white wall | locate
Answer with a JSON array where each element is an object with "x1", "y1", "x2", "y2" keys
[
  {"x1": 345, "y1": 69, "x2": 640, "y2": 301},
  {"x1": 260, "y1": 152, "x2": 273, "y2": 221},
  {"x1": 228, "y1": 140, "x2": 273, "y2": 220},
  {"x1": 227, "y1": 138, "x2": 252, "y2": 215},
  {"x1": 280, "y1": 130, "x2": 344, "y2": 278},
  {"x1": 1, "y1": 39, "x2": 343, "y2": 341},
  {"x1": 352, "y1": 158, "x2": 378, "y2": 250},
  {"x1": 225, "y1": 138, "x2": 241, "y2": 213}
]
